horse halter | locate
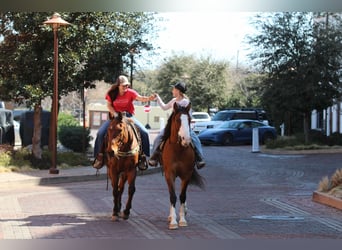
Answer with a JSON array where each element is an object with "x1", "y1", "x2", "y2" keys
[{"x1": 110, "y1": 116, "x2": 140, "y2": 159}]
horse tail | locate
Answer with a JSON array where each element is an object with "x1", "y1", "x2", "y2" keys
[{"x1": 190, "y1": 169, "x2": 206, "y2": 190}]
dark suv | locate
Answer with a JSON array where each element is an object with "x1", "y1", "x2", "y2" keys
[{"x1": 193, "y1": 109, "x2": 269, "y2": 134}]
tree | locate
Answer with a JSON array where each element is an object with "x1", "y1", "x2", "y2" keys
[
  {"x1": 154, "y1": 54, "x2": 231, "y2": 112},
  {"x1": 247, "y1": 12, "x2": 342, "y2": 142},
  {"x1": 0, "y1": 12, "x2": 159, "y2": 159}
]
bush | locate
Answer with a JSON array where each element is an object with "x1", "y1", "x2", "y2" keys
[
  {"x1": 327, "y1": 132, "x2": 342, "y2": 146},
  {"x1": 58, "y1": 126, "x2": 92, "y2": 152},
  {"x1": 58, "y1": 112, "x2": 79, "y2": 128},
  {"x1": 0, "y1": 147, "x2": 92, "y2": 171},
  {"x1": 265, "y1": 130, "x2": 342, "y2": 150},
  {"x1": 308, "y1": 130, "x2": 328, "y2": 145},
  {"x1": 265, "y1": 135, "x2": 299, "y2": 149}
]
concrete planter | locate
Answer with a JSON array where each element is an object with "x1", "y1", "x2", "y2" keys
[{"x1": 312, "y1": 191, "x2": 342, "y2": 210}]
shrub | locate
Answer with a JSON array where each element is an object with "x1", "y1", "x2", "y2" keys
[
  {"x1": 58, "y1": 126, "x2": 92, "y2": 152},
  {"x1": 58, "y1": 112, "x2": 79, "y2": 128},
  {"x1": 265, "y1": 135, "x2": 299, "y2": 149},
  {"x1": 308, "y1": 130, "x2": 327, "y2": 145},
  {"x1": 327, "y1": 132, "x2": 342, "y2": 146}
]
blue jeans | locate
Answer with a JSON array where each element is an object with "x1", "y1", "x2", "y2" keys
[
  {"x1": 151, "y1": 128, "x2": 204, "y2": 159},
  {"x1": 94, "y1": 117, "x2": 150, "y2": 158}
]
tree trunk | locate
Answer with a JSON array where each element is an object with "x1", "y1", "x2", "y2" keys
[{"x1": 32, "y1": 104, "x2": 42, "y2": 159}]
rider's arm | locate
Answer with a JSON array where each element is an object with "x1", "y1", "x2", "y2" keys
[
  {"x1": 107, "y1": 100, "x2": 118, "y2": 118},
  {"x1": 135, "y1": 94, "x2": 155, "y2": 102},
  {"x1": 155, "y1": 94, "x2": 175, "y2": 111}
]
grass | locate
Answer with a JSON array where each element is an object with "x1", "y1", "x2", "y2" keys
[
  {"x1": 317, "y1": 169, "x2": 342, "y2": 199},
  {"x1": 0, "y1": 144, "x2": 92, "y2": 173}
]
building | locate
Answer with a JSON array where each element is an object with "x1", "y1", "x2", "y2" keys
[{"x1": 311, "y1": 102, "x2": 342, "y2": 136}]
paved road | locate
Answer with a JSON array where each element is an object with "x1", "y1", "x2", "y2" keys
[{"x1": 1, "y1": 145, "x2": 342, "y2": 239}]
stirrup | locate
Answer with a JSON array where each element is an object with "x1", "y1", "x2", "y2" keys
[{"x1": 137, "y1": 154, "x2": 148, "y2": 171}]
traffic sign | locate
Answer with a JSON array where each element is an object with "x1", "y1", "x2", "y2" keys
[{"x1": 144, "y1": 105, "x2": 151, "y2": 113}]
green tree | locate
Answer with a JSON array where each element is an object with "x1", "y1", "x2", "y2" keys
[
  {"x1": 154, "y1": 54, "x2": 231, "y2": 112},
  {"x1": 247, "y1": 12, "x2": 342, "y2": 142},
  {"x1": 225, "y1": 69, "x2": 265, "y2": 109},
  {"x1": 0, "y1": 12, "x2": 158, "y2": 159}
]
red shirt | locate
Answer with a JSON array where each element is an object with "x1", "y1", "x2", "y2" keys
[{"x1": 105, "y1": 88, "x2": 138, "y2": 115}]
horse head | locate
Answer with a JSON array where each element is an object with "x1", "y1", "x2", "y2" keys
[
  {"x1": 107, "y1": 112, "x2": 127, "y2": 155},
  {"x1": 173, "y1": 102, "x2": 192, "y2": 147}
]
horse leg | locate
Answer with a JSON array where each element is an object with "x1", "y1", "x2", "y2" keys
[
  {"x1": 111, "y1": 174, "x2": 121, "y2": 221},
  {"x1": 165, "y1": 176, "x2": 178, "y2": 230},
  {"x1": 178, "y1": 180, "x2": 189, "y2": 227},
  {"x1": 121, "y1": 171, "x2": 136, "y2": 220}
]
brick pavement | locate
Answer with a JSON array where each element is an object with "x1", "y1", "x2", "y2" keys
[{"x1": 1, "y1": 145, "x2": 342, "y2": 239}]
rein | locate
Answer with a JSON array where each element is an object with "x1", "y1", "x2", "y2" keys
[{"x1": 115, "y1": 145, "x2": 140, "y2": 158}]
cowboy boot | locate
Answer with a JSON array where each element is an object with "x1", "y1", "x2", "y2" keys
[
  {"x1": 137, "y1": 154, "x2": 148, "y2": 171},
  {"x1": 195, "y1": 151, "x2": 206, "y2": 169},
  {"x1": 92, "y1": 153, "x2": 104, "y2": 169},
  {"x1": 148, "y1": 147, "x2": 161, "y2": 167}
]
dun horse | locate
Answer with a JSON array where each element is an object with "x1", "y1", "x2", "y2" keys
[
  {"x1": 161, "y1": 103, "x2": 205, "y2": 229},
  {"x1": 105, "y1": 112, "x2": 140, "y2": 221}
]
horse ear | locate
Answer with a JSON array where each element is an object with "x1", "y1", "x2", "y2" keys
[{"x1": 118, "y1": 112, "x2": 123, "y2": 120}]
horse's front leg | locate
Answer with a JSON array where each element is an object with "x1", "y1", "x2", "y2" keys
[
  {"x1": 178, "y1": 180, "x2": 189, "y2": 227},
  {"x1": 122, "y1": 173, "x2": 136, "y2": 220},
  {"x1": 110, "y1": 172, "x2": 121, "y2": 221},
  {"x1": 166, "y1": 176, "x2": 178, "y2": 230}
]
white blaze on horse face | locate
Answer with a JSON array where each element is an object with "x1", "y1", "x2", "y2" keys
[
  {"x1": 111, "y1": 137, "x2": 120, "y2": 155},
  {"x1": 179, "y1": 114, "x2": 191, "y2": 147}
]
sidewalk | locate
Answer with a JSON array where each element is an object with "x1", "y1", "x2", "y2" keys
[
  {"x1": 0, "y1": 128, "x2": 162, "y2": 188},
  {"x1": 0, "y1": 165, "x2": 161, "y2": 188}
]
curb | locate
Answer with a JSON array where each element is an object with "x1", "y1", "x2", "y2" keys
[
  {"x1": 0, "y1": 166, "x2": 162, "y2": 188},
  {"x1": 312, "y1": 191, "x2": 342, "y2": 210}
]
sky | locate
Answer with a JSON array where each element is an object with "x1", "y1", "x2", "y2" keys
[{"x1": 139, "y1": 12, "x2": 257, "y2": 69}]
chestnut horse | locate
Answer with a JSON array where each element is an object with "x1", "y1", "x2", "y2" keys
[
  {"x1": 161, "y1": 102, "x2": 205, "y2": 229},
  {"x1": 105, "y1": 112, "x2": 140, "y2": 221}
]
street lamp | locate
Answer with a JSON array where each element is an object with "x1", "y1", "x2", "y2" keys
[
  {"x1": 43, "y1": 13, "x2": 70, "y2": 174},
  {"x1": 129, "y1": 48, "x2": 136, "y2": 88}
]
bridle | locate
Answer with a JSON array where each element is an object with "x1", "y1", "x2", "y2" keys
[{"x1": 111, "y1": 118, "x2": 140, "y2": 159}]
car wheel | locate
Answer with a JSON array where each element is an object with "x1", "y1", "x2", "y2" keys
[
  {"x1": 222, "y1": 133, "x2": 233, "y2": 146},
  {"x1": 262, "y1": 132, "x2": 275, "y2": 144}
]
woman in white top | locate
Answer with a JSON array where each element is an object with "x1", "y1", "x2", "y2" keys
[{"x1": 148, "y1": 81, "x2": 205, "y2": 169}]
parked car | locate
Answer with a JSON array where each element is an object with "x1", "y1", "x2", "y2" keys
[
  {"x1": 193, "y1": 109, "x2": 270, "y2": 134},
  {"x1": 191, "y1": 112, "x2": 211, "y2": 129},
  {"x1": 198, "y1": 119, "x2": 277, "y2": 146}
]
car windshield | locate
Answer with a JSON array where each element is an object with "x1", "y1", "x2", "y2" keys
[
  {"x1": 192, "y1": 114, "x2": 209, "y2": 119},
  {"x1": 218, "y1": 121, "x2": 241, "y2": 129},
  {"x1": 211, "y1": 112, "x2": 233, "y2": 121}
]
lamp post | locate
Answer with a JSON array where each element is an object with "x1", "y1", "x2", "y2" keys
[
  {"x1": 129, "y1": 48, "x2": 136, "y2": 88},
  {"x1": 43, "y1": 13, "x2": 70, "y2": 174}
]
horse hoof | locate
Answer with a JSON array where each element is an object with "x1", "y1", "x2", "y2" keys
[
  {"x1": 111, "y1": 215, "x2": 119, "y2": 221},
  {"x1": 169, "y1": 223, "x2": 178, "y2": 230},
  {"x1": 179, "y1": 221, "x2": 188, "y2": 227},
  {"x1": 120, "y1": 212, "x2": 129, "y2": 220}
]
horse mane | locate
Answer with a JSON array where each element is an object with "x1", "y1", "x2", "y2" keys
[{"x1": 161, "y1": 112, "x2": 173, "y2": 142}]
